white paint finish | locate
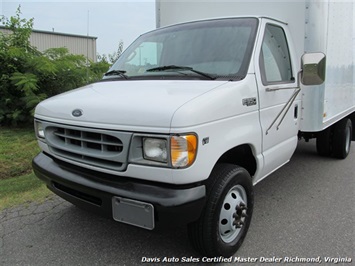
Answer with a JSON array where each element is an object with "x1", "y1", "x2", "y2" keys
[
  {"x1": 253, "y1": 18, "x2": 301, "y2": 183},
  {"x1": 36, "y1": 76, "x2": 263, "y2": 184},
  {"x1": 170, "y1": 75, "x2": 259, "y2": 128},
  {"x1": 170, "y1": 110, "x2": 262, "y2": 184},
  {"x1": 168, "y1": 76, "x2": 263, "y2": 184},
  {"x1": 35, "y1": 80, "x2": 228, "y2": 131}
]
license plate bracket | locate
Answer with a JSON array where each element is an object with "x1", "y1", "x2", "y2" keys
[{"x1": 112, "y1": 197, "x2": 154, "y2": 230}]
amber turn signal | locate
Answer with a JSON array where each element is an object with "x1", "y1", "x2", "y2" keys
[{"x1": 171, "y1": 135, "x2": 197, "y2": 168}]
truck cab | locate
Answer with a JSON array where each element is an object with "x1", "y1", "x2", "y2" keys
[{"x1": 33, "y1": 1, "x2": 354, "y2": 257}]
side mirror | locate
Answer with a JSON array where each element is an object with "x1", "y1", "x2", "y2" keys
[{"x1": 301, "y1": 53, "x2": 326, "y2": 85}]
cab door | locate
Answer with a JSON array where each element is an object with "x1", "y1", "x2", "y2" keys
[{"x1": 254, "y1": 19, "x2": 301, "y2": 182}]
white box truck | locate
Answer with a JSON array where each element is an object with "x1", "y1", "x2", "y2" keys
[{"x1": 33, "y1": 0, "x2": 354, "y2": 256}]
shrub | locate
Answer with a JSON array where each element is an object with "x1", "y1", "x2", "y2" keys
[{"x1": 0, "y1": 7, "x2": 110, "y2": 126}]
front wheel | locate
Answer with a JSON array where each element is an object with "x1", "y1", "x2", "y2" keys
[{"x1": 188, "y1": 164, "x2": 254, "y2": 257}]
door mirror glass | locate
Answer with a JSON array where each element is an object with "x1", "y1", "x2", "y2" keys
[{"x1": 301, "y1": 53, "x2": 326, "y2": 85}]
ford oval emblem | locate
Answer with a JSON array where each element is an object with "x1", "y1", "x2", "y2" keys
[{"x1": 72, "y1": 109, "x2": 83, "y2": 117}]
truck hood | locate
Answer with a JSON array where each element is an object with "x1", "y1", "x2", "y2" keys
[{"x1": 35, "y1": 80, "x2": 228, "y2": 130}]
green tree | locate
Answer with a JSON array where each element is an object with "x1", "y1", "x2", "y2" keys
[
  {"x1": 0, "y1": 6, "x2": 38, "y2": 125},
  {"x1": 0, "y1": 6, "x2": 110, "y2": 126},
  {"x1": 42, "y1": 47, "x2": 88, "y2": 94},
  {"x1": 97, "y1": 40, "x2": 124, "y2": 64}
]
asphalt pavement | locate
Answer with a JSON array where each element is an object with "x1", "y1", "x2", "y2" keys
[{"x1": 1, "y1": 140, "x2": 354, "y2": 265}]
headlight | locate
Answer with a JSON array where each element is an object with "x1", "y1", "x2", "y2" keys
[
  {"x1": 34, "y1": 121, "x2": 45, "y2": 139},
  {"x1": 143, "y1": 138, "x2": 168, "y2": 163},
  {"x1": 171, "y1": 135, "x2": 197, "y2": 168},
  {"x1": 133, "y1": 134, "x2": 198, "y2": 168}
]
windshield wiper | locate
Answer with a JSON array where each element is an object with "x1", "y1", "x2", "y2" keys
[
  {"x1": 146, "y1": 65, "x2": 216, "y2": 80},
  {"x1": 104, "y1": 70, "x2": 128, "y2": 79}
]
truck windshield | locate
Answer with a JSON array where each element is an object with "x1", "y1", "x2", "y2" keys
[{"x1": 103, "y1": 18, "x2": 258, "y2": 81}]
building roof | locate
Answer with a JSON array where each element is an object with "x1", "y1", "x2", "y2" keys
[
  {"x1": 0, "y1": 25, "x2": 97, "y2": 39},
  {"x1": 0, "y1": 25, "x2": 98, "y2": 62}
]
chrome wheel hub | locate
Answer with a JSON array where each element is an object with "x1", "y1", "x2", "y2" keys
[{"x1": 219, "y1": 185, "x2": 248, "y2": 243}]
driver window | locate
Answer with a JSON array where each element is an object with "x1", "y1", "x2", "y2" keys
[{"x1": 260, "y1": 24, "x2": 293, "y2": 85}]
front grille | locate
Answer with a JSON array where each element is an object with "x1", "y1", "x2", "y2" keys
[
  {"x1": 54, "y1": 128, "x2": 123, "y2": 153},
  {"x1": 45, "y1": 125, "x2": 132, "y2": 171}
]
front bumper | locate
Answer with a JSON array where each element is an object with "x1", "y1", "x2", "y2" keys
[{"x1": 32, "y1": 152, "x2": 206, "y2": 228}]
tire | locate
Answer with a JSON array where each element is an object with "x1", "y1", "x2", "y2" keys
[
  {"x1": 316, "y1": 127, "x2": 332, "y2": 156},
  {"x1": 332, "y1": 118, "x2": 352, "y2": 159},
  {"x1": 187, "y1": 164, "x2": 254, "y2": 257}
]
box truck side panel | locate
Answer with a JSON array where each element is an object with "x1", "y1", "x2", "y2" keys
[
  {"x1": 301, "y1": 1, "x2": 355, "y2": 131},
  {"x1": 323, "y1": 2, "x2": 355, "y2": 128}
]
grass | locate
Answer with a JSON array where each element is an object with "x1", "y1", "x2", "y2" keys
[
  {"x1": 0, "y1": 127, "x2": 40, "y2": 179},
  {"x1": 0, "y1": 172, "x2": 52, "y2": 211},
  {"x1": 0, "y1": 127, "x2": 53, "y2": 211}
]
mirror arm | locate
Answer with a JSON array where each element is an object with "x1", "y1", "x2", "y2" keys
[
  {"x1": 275, "y1": 88, "x2": 301, "y2": 130},
  {"x1": 266, "y1": 86, "x2": 301, "y2": 135}
]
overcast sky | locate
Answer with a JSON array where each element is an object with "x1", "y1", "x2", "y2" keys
[{"x1": 0, "y1": 0, "x2": 156, "y2": 55}]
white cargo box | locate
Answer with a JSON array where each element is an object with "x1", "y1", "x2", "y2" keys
[{"x1": 156, "y1": 0, "x2": 355, "y2": 132}]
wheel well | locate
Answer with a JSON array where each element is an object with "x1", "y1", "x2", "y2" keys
[{"x1": 216, "y1": 144, "x2": 257, "y2": 177}]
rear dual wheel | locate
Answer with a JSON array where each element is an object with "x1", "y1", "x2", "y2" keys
[
  {"x1": 316, "y1": 127, "x2": 332, "y2": 156},
  {"x1": 188, "y1": 164, "x2": 253, "y2": 257},
  {"x1": 316, "y1": 118, "x2": 352, "y2": 159},
  {"x1": 333, "y1": 118, "x2": 352, "y2": 159}
]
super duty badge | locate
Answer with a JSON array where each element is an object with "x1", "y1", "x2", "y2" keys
[{"x1": 242, "y1": 97, "x2": 257, "y2": 106}]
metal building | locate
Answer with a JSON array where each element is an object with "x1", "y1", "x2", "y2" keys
[{"x1": 0, "y1": 26, "x2": 97, "y2": 62}]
